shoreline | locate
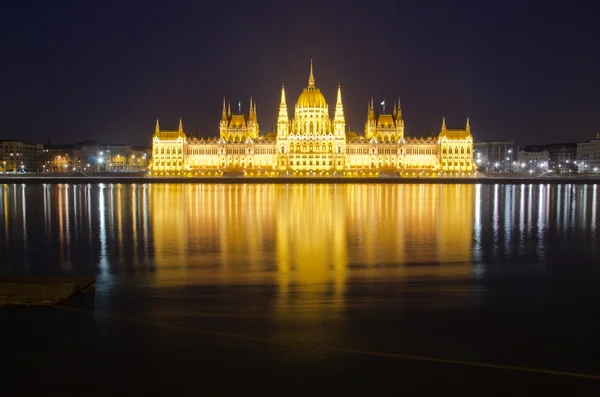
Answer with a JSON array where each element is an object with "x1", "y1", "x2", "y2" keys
[{"x1": 1, "y1": 176, "x2": 599, "y2": 184}]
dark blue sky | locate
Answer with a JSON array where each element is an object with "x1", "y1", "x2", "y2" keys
[{"x1": 1, "y1": 0, "x2": 598, "y2": 146}]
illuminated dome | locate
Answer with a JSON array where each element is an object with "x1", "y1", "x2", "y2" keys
[
  {"x1": 296, "y1": 60, "x2": 328, "y2": 109},
  {"x1": 297, "y1": 87, "x2": 327, "y2": 109}
]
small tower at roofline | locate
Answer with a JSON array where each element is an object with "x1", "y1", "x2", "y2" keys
[
  {"x1": 308, "y1": 58, "x2": 315, "y2": 87},
  {"x1": 155, "y1": 119, "x2": 160, "y2": 134},
  {"x1": 334, "y1": 84, "x2": 345, "y2": 137},
  {"x1": 178, "y1": 118, "x2": 183, "y2": 133},
  {"x1": 277, "y1": 84, "x2": 289, "y2": 138}
]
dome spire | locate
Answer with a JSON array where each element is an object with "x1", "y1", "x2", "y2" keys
[
  {"x1": 280, "y1": 84, "x2": 287, "y2": 106},
  {"x1": 308, "y1": 58, "x2": 315, "y2": 87},
  {"x1": 178, "y1": 118, "x2": 183, "y2": 133}
]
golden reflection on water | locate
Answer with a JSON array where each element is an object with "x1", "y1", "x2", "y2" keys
[
  {"x1": 2, "y1": 183, "x2": 599, "y2": 282},
  {"x1": 148, "y1": 184, "x2": 475, "y2": 286}
]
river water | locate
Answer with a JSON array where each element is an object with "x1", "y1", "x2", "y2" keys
[{"x1": 2, "y1": 183, "x2": 600, "y2": 395}]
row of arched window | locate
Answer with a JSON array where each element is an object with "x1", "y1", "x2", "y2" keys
[
  {"x1": 442, "y1": 146, "x2": 471, "y2": 155},
  {"x1": 154, "y1": 146, "x2": 183, "y2": 155}
]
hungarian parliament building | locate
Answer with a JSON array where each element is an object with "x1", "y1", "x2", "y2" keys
[{"x1": 150, "y1": 62, "x2": 475, "y2": 177}]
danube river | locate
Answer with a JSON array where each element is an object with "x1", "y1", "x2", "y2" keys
[{"x1": 2, "y1": 183, "x2": 600, "y2": 394}]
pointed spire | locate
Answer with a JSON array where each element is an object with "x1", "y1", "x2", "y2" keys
[
  {"x1": 335, "y1": 84, "x2": 344, "y2": 121},
  {"x1": 155, "y1": 119, "x2": 160, "y2": 133},
  {"x1": 227, "y1": 101, "x2": 231, "y2": 116},
  {"x1": 466, "y1": 117, "x2": 470, "y2": 130},
  {"x1": 397, "y1": 97, "x2": 403, "y2": 120},
  {"x1": 442, "y1": 117, "x2": 446, "y2": 130},
  {"x1": 308, "y1": 58, "x2": 315, "y2": 87},
  {"x1": 222, "y1": 97, "x2": 227, "y2": 121},
  {"x1": 393, "y1": 102, "x2": 397, "y2": 117},
  {"x1": 178, "y1": 118, "x2": 183, "y2": 133},
  {"x1": 280, "y1": 84, "x2": 287, "y2": 107}
]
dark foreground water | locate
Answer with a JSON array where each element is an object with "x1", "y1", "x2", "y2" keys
[{"x1": 2, "y1": 183, "x2": 600, "y2": 395}]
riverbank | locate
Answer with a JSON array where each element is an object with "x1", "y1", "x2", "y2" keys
[{"x1": 1, "y1": 174, "x2": 599, "y2": 184}]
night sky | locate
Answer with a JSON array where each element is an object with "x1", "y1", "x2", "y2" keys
[{"x1": 2, "y1": 1, "x2": 599, "y2": 147}]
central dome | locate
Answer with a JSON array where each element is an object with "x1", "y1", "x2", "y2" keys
[
  {"x1": 297, "y1": 87, "x2": 327, "y2": 109},
  {"x1": 296, "y1": 59, "x2": 328, "y2": 109}
]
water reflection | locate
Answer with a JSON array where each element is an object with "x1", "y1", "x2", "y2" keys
[{"x1": 0, "y1": 183, "x2": 598, "y2": 281}]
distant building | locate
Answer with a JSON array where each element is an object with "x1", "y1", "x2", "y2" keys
[
  {"x1": 0, "y1": 140, "x2": 44, "y2": 173},
  {"x1": 44, "y1": 144, "x2": 76, "y2": 172},
  {"x1": 516, "y1": 146, "x2": 550, "y2": 171},
  {"x1": 545, "y1": 142, "x2": 577, "y2": 172},
  {"x1": 473, "y1": 140, "x2": 516, "y2": 172},
  {"x1": 576, "y1": 134, "x2": 600, "y2": 172},
  {"x1": 73, "y1": 142, "x2": 150, "y2": 172}
]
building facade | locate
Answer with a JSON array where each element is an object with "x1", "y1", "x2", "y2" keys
[
  {"x1": 473, "y1": 140, "x2": 516, "y2": 172},
  {"x1": 516, "y1": 147, "x2": 550, "y2": 171},
  {"x1": 0, "y1": 140, "x2": 44, "y2": 173},
  {"x1": 151, "y1": 62, "x2": 475, "y2": 177},
  {"x1": 576, "y1": 134, "x2": 600, "y2": 172}
]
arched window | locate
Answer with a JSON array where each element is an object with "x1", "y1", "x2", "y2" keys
[
  {"x1": 154, "y1": 147, "x2": 158, "y2": 154},
  {"x1": 443, "y1": 147, "x2": 447, "y2": 154},
  {"x1": 167, "y1": 148, "x2": 171, "y2": 155},
  {"x1": 454, "y1": 147, "x2": 458, "y2": 154},
  {"x1": 310, "y1": 122, "x2": 314, "y2": 133},
  {"x1": 467, "y1": 147, "x2": 471, "y2": 154},
  {"x1": 161, "y1": 148, "x2": 164, "y2": 154},
  {"x1": 461, "y1": 147, "x2": 465, "y2": 154}
]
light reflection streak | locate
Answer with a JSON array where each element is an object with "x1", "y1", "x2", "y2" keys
[
  {"x1": 132, "y1": 185, "x2": 138, "y2": 264},
  {"x1": 72, "y1": 185, "x2": 78, "y2": 237},
  {"x1": 518, "y1": 185, "x2": 525, "y2": 254},
  {"x1": 87, "y1": 184, "x2": 92, "y2": 247},
  {"x1": 592, "y1": 185, "x2": 597, "y2": 236},
  {"x1": 57, "y1": 185, "x2": 65, "y2": 263},
  {"x1": 142, "y1": 184, "x2": 149, "y2": 266},
  {"x1": 1, "y1": 185, "x2": 7, "y2": 246},
  {"x1": 537, "y1": 184, "x2": 545, "y2": 258},
  {"x1": 581, "y1": 185, "x2": 588, "y2": 235},
  {"x1": 21, "y1": 185, "x2": 27, "y2": 249},
  {"x1": 504, "y1": 185, "x2": 513, "y2": 254},
  {"x1": 570, "y1": 185, "x2": 576, "y2": 231},
  {"x1": 98, "y1": 184, "x2": 108, "y2": 273},
  {"x1": 64, "y1": 185, "x2": 71, "y2": 267},
  {"x1": 473, "y1": 184, "x2": 483, "y2": 275},
  {"x1": 562, "y1": 185, "x2": 570, "y2": 232},
  {"x1": 556, "y1": 185, "x2": 562, "y2": 231},
  {"x1": 493, "y1": 184, "x2": 499, "y2": 255},
  {"x1": 527, "y1": 184, "x2": 533, "y2": 234},
  {"x1": 116, "y1": 185, "x2": 124, "y2": 268}
]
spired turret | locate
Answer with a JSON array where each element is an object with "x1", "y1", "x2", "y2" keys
[
  {"x1": 365, "y1": 96, "x2": 404, "y2": 142},
  {"x1": 333, "y1": 84, "x2": 345, "y2": 137},
  {"x1": 219, "y1": 96, "x2": 259, "y2": 142},
  {"x1": 277, "y1": 85, "x2": 289, "y2": 137}
]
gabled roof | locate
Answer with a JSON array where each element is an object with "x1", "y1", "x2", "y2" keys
[{"x1": 438, "y1": 129, "x2": 471, "y2": 141}]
